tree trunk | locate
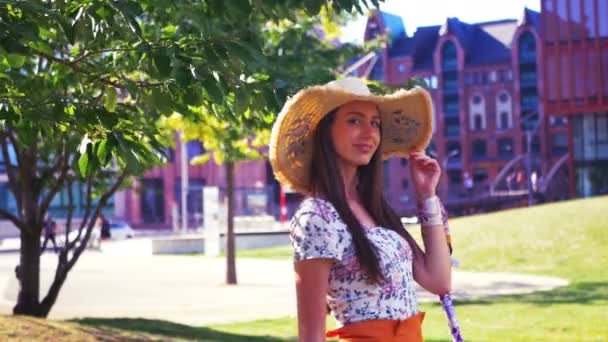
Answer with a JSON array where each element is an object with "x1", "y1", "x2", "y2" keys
[
  {"x1": 13, "y1": 231, "x2": 43, "y2": 317},
  {"x1": 226, "y1": 161, "x2": 237, "y2": 284}
]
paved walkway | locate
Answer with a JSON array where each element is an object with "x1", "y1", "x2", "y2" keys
[{"x1": 0, "y1": 237, "x2": 568, "y2": 326}]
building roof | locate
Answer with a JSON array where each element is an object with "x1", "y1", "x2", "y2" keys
[
  {"x1": 519, "y1": 7, "x2": 541, "y2": 30},
  {"x1": 361, "y1": 8, "x2": 541, "y2": 71},
  {"x1": 479, "y1": 19, "x2": 518, "y2": 47},
  {"x1": 411, "y1": 25, "x2": 441, "y2": 70},
  {"x1": 378, "y1": 10, "x2": 407, "y2": 40}
]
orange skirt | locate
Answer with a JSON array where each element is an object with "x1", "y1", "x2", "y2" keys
[{"x1": 326, "y1": 312, "x2": 425, "y2": 342}]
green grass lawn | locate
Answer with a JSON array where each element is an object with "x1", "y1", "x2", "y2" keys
[
  {"x1": 214, "y1": 195, "x2": 608, "y2": 341},
  {"x1": 3, "y1": 196, "x2": 606, "y2": 341}
]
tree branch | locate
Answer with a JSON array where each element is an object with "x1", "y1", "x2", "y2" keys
[
  {"x1": 0, "y1": 130, "x2": 21, "y2": 213},
  {"x1": 64, "y1": 177, "x2": 74, "y2": 244},
  {"x1": 69, "y1": 48, "x2": 138, "y2": 65},
  {"x1": 35, "y1": 51, "x2": 165, "y2": 90},
  {"x1": 38, "y1": 140, "x2": 70, "y2": 220},
  {"x1": 67, "y1": 176, "x2": 93, "y2": 250},
  {"x1": 67, "y1": 172, "x2": 127, "y2": 271},
  {"x1": 0, "y1": 207, "x2": 24, "y2": 231}
]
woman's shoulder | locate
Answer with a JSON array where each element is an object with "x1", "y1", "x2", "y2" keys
[
  {"x1": 296, "y1": 196, "x2": 336, "y2": 215},
  {"x1": 292, "y1": 196, "x2": 341, "y2": 226}
]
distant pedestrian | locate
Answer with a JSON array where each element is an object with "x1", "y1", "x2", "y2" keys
[
  {"x1": 41, "y1": 214, "x2": 59, "y2": 254},
  {"x1": 99, "y1": 214, "x2": 111, "y2": 240}
]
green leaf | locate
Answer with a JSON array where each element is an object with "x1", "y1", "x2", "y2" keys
[
  {"x1": 6, "y1": 54, "x2": 26, "y2": 68},
  {"x1": 104, "y1": 87, "x2": 118, "y2": 112},
  {"x1": 202, "y1": 77, "x2": 224, "y2": 105},
  {"x1": 95, "y1": 138, "x2": 112, "y2": 166},
  {"x1": 153, "y1": 52, "x2": 172, "y2": 78},
  {"x1": 78, "y1": 144, "x2": 91, "y2": 177},
  {"x1": 184, "y1": 86, "x2": 203, "y2": 106}
]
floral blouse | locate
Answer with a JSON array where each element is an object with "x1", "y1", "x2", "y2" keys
[{"x1": 290, "y1": 197, "x2": 419, "y2": 326}]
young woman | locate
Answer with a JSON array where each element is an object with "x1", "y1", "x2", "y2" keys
[{"x1": 269, "y1": 77, "x2": 452, "y2": 341}]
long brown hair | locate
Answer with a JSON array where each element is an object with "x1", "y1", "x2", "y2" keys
[{"x1": 308, "y1": 110, "x2": 417, "y2": 283}]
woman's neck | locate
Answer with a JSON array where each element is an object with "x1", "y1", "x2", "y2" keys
[{"x1": 337, "y1": 162, "x2": 359, "y2": 202}]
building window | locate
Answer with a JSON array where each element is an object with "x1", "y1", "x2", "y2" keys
[
  {"x1": 499, "y1": 93, "x2": 509, "y2": 103},
  {"x1": 141, "y1": 179, "x2": 165, "y2": 224},
  {"x1": 472, "y1": 95, "x2": 482, "y2": 104},
  {"x1": 464, "y1": 72, "x2": 473, "y2": 85},
  {"x1": 442, "y1": 41, "x2": 457, "y2": 70},
  {"x1": 473, "y1": 168, "x2": 488, "y2": 184},
  {"x1": 444, "y1": 117, "x2": 460, "y2": 136},
  {"x1": 472, "y1": 139, "x2": 487, "y2": 159},
  {"x1": 498, "y1": 138, "x2": 514, "y2": 158},
  {"x1": 430, "y1": 76, "x2": 438, "y2": 89},
  {"x1": 446, "y1": 141, "x2": 461, "y2": 161},
  {"x1": 550, "y1": 115, "x2": 568, "y2": 127},
  {"x1": 442, "y1": 41, "x2": 459, "y2": 138},
  {"x1": 473, "y1": 114, "x2": 483, "y2": 131},
  {"x1": 481, "y1": 72, "x2": 488, "y2": 84},
  {"x1": 489, "y1": 71, "x2": 497, "y2": 83},
  {"x1": 523, "y1": 134, "x2": 541, "y2": 154},
  {"x1": 497, "y1": 69, "x2": 506, "y2": 82},
  {"x1": 401, "y1": 159, "x2": 408, "y2": 167},
  {"x1": 398, "y1": 64, "x2": 406, "y2": 73},
  {"x1": 552, "y1": 134, "x2": 569, "y2": 156},
  {"x1": 519, "y1": 31, "x2": 536, "y2": 62},
  {"x1": 448, "y1": 170, "x2": 462, "y2": 185},
  {"x1": 402, "y1": 179, "x2": 409, "y2": 190},
  {"x1": 500, "y1": 112, "x2": 510, "y2": 130}
]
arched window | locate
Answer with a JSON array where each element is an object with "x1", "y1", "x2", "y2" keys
[
  {"x1": 470, "y1": 94, "x2": 485, "y2": 131},
  {"x1": 500, "y1": 112, "x2": 510, "y2": 130},
  {"x1": 474, "y1": 115, "x2": 483, "y2": 131},
  {"x1": 496, "y1": 91, "x2": 512, "y2": 130}
]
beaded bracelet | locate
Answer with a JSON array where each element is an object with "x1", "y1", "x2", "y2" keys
[
  {"x1": 417, "y1": 196, "x2": 452, "y2": 254},
  {"x1": 417, "y1": 195, "x2": 444, "y2": 227}
]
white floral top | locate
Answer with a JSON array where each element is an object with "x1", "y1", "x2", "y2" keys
[{"x1": 290, "y1": 197, "x2": 419, "y2": 326}]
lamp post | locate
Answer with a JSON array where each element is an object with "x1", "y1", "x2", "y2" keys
[
  {"x1": 522, "y1": 111, "x2": 543, "y2": 206},
  {"x1": 428, "y1": 149, "x2": 459, "y2": 200}
]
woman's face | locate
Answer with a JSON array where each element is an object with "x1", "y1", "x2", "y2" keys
[{"x1": 331, "y1": 100, "x2": 381, "y2": 169}]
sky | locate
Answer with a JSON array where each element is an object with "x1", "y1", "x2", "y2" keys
[{"x1": 341, "y1": 0, "x2": 541, "y2": 44}]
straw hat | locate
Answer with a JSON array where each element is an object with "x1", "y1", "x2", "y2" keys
[{"x1": 269, "y1": 77, "x2": 434, "y2": 194}]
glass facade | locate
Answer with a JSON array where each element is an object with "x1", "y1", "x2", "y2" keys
[
  {"x1": 518, "y1": 32, "x2": 539, "y2": 123},
  {"x1": 572, "y1": 113, "x2": 608, "y2": 196},
  {"x1": 442, "y1": 41, "x2": 460, "y2": 138}
]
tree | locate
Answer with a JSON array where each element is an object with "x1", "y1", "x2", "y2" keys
[
  {"x1": 161, "y1": 4, "x2": 381, "y2": 285},
  {"x1": 0, "y1": 0, "x2": 383, "y2": 317}
]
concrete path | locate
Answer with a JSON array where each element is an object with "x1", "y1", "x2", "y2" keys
[{"x1": 0, "y1": 237, "x2": 568, "y2": 326}]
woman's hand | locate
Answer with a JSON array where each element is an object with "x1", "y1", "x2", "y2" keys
[{"x1": 408, "y1": 151, "x2": 441, "y2": 202}]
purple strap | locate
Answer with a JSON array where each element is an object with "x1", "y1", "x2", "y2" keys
[
  {"x1": 419, "y1": 199, "x2": 463, "y2": 341},
  {"x1": 440, "y1": 294, "x2": 464, "y2": 342}
]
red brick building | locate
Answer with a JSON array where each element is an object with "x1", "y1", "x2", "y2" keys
[
  {"x1": 351, "y1": 9, "x2": 574, "y2": 214},
  {"x1": 540, "y1": 0, "x2": 608, "y2": 197},
  {"x1": 6, "y1": 5, "x2": 603, "y2": 231}
]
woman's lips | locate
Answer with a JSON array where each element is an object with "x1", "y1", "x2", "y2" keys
[{"x1": 353, "y1": 144, "x2": 374, "y2": 153}]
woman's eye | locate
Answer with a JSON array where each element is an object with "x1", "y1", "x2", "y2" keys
[
  {"x1": 371, "y1": 121, "x2": 381, "y2": 128},
  {"x1": 348, "y1": 118, "x2": 361, "y2": 125}
]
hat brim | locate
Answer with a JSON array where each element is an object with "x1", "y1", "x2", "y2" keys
[{"x1": 269, "y1": 85, "x2": 434, "y2": 193}]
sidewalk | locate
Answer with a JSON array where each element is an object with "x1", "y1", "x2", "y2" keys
[{"x1": 0, "y1": 238, "x2": 568, "y2": 326}]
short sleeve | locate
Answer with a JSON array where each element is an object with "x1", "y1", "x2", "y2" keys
[{"x1": 290, "y1": 198, "x2": 347, "y2": 262}]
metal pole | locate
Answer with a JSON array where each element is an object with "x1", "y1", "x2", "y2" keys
[
  {"x1": 526, "y1": 131, "x2": 533, "y2": 206},
  {"x1": 180, "y1": 131, "x2": 189, "y2": 233}
]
